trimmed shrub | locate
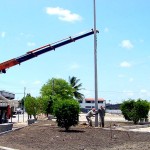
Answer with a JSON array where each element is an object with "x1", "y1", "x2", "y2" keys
[
  {"x1": 120, "y1": 99, "x2": 135, "y2": 121},
  {"x1": 120, "y1": 98, "x2": 150, "y2": 124},
  {"x1": 53, "y1": 99, "x2": 80, "y2": 131}
]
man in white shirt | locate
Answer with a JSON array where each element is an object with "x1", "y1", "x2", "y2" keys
[{"x1": 86, "y1": 108, "x2": 96, "y2": 127}]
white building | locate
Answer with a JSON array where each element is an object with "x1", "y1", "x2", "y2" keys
[
  {"x1": 80, "y1": 98, "x2": 106, "y2": 113},
  {"x1": 0, "y1": 91, "x2": 19, "y2": 111}
]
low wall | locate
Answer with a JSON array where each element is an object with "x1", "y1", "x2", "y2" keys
[
  {"x1": 106, "y1": 109, "x2": 122, "y2": 114},
  {"x1": 0, "y1": 123, "x2": 13, "y2": 133},
  {"x1": 28, "y1": 119, "x2": 35, "y2": 125},
  {"x1": 48, "y1": 115, "x2": 55, "y2": 120}
]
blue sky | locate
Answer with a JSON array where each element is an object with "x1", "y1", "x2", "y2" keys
[{"x1": 0, "y1": 0, "x2": 150, "y2": 103}]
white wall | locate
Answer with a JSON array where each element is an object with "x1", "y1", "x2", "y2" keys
[{"x1": 80, "y1": 99, "x2": 106, "y2": 112}]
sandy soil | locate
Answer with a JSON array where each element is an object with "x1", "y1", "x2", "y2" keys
[{"x1": 0, "y1": 120, "x2": 150, "y2": 150}]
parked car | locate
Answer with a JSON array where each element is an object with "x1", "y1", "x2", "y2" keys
[{"x1": 16, "y1": 108, "x2": 24, "y2": 114}]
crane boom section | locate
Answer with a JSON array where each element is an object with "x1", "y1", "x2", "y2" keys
[
  {"x1": 0, "y1": 29, "x2": 97, "y2": 73},
  {"x1": 16, "y1": 30, "x2": 95, "y2": 63}
]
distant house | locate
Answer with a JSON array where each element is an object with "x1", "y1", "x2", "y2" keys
[{"x1": 80, "y1": 98, "x2": 106, "y2": 113}]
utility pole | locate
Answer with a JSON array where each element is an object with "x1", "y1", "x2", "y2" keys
[
  {"x1": 93, "y1": 0, "x2": 99, "y2": 127},
  {"x1": 23, "y1": 87, "x2": 26, "y2": 122}
]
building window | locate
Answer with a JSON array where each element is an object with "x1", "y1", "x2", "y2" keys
[
  {"x1": 86, "y1": 101, "x2": 91, "y2": 103},
  {"x1": 85, "y1": 106, "x2": 91, "y2": 108}
]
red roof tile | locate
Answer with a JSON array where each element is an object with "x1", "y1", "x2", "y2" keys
[{"x1": 85, "y1": 98, "x2": 105, "y2": 101}]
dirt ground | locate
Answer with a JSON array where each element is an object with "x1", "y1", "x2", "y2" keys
[{"x1": 0, "y1": 120, "x2": 150, "y2": 150}]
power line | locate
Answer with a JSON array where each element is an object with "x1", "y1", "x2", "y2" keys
[{"x1": 82, "y1": 89, "x2": 141, "y2": 93}]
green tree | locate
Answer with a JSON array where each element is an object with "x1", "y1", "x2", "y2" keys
[
  {"x1": 24, "y1": 94, "x2": 39, "y2": 119},
  {"x1": 53, "y1": 99, "x2": 80, "y2": 131},
  {"x1": 69, "y1": 76, "x2": 84, "y2": 102},
  {"x1": 36, "y1": 95, "x2": 52, "y2": 115},
  {"x1": 18, "y1": 97, "x2": 25, "y2": 109},
  {"x1": 120, "y1": 98, "x2": 150, "y2": 124},
  {"x1": 120, "y1": 99, "x2": 135, "y2": 121},
  {"x1": 40, "y1": 78, "x2": 74, "y2": 101},
  {"x1": 134, "y1": 99, "x2": 150, "y2": 121}
]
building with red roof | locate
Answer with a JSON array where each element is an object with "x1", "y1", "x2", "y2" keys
[{"x1": 80, "y1": 98, "x2": 106, "y2": 113}]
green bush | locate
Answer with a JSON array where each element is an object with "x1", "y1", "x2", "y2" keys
[
  {"x1": 120, "y1": 99, "x2": 135, "y2": 121},
  {"x1": 53, "y1": 99, "x2": 80, "y2": 131},
  {"x1": 134, "y1": 99, "x2": 150, "y2": 120},
  {"x1": 120, "y1": 98, "x2": 150, "y2": 124}
]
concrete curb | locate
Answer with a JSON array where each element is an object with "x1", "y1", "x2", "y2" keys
[
  {"x1": 118, "y1": 123, "x2": 150, "y2": 130},
  {"x1": 0, "y1": 123, "x2": 28, "y2": 136}
]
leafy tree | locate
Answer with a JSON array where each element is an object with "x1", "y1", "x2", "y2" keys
[
  {"x1": 24, "y1": 94, "x2": 39, "y2": 120},
  {"x1": 69, "y1": 76, "x2": 84, "y2": 102},
  {"x1": 36, "y1": 95, "x2": 52, "y2": 115},
  {"x1": 120, "y1": 98, "x2": 150, "y2": 124},
  {"x1": 40, "y1": 78, "x2": 74, "y2": 101},
  {"x1": 120, "y1": 99, "x2": 135, "y2": 121},
  {"x1": 53, "y1": 99, "x2": 80, "y2": 131},
  {"x1": 134, "y1": 99, "x2": 150, "y2": 121},
  {"x1": 18, "y1": 97, "x2": 25, "y2": 109}
]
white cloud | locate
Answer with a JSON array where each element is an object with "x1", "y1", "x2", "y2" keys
[
  {"x1": 69, "y1": 63, "x2": 80, "y2": 70},
  {"x1": 27, "y1": 42, "x2": 36, "y2": 47},
  {"x1": 140, "y1": 89, "x2": 147, "y2": 93},
  {"x1": 129, "y1": 77, "x2": 134, "y2": 82},
  {"x1": 139, "y1": 39, "x2": 144, "y2": 43},
  {"x1": 118, "y1": 74, "x2": 125, "y2": 78},
  {"x1": 45, "y1": 7, "x2": 82, "y2": 22},
  {"x1": 20, "y1": 80, "x2": 27, "y2": 85},
  {"x1": 20, "y1": 32, "x2": 34, "y2": 38},
  {"x1": 123, "y1": 90, "x2": 134, "y2": 97},
  {"x1": 120, "y1": 61, "x2": 131, "y2": 67},
  {"x1": 139, "y1": 89, "x2": 150, "y2": 98},
  {"x1": 104, "y1": 27, "x2": 109, "y2": 32},
  {"x1": 32, "y1": 80, "x2": 41, "y2": 85},
  {"x1": 120, "y1": 40, "x2": 133, "y2": 49},
  {"x1": 82, "y1": 89, "x2": 92, "y2": 98},
  {"x1": 0, "y1": 32, "x2": 6, "y2": 38}
]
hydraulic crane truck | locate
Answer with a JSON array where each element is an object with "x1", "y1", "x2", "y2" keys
[
  {"x1": 0, "y1": 29, "x2": 98, "y2": 74},
  {"x1": 0, "y1": 29, "x2": 98, "y2": 124}
]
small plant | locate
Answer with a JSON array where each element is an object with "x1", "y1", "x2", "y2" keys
[{"x1": 53, "y1": 99, "x2": 80, "y2": 131}]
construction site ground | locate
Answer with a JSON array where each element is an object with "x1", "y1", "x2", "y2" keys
[{"x1": 0, "y1": 113, "x2": 150, "y2": 150}]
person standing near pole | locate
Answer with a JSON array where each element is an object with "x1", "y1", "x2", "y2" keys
[{"x1": 98, "y1": 106, "x2": 105, "y2": 127}]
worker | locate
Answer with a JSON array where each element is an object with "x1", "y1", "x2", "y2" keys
[
  {"x1": 98, "y1": 106, "x2": 105, "y2": 127},
  {"x1": 86, "y1": 108, "x2": 96, "y2": 127}
]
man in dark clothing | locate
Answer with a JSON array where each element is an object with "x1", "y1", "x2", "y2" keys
[{"x1": 98, "y1": 106, "x2": 105, "y2": 127}]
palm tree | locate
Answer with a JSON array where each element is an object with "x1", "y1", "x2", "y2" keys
[{"x1": 69, "y1": 76, "x2": 84, "y2": 102}]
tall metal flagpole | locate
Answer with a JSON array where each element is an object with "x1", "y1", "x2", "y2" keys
[{"x1": 93, "y1": 0, "x2": 99, "y2": 127}]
